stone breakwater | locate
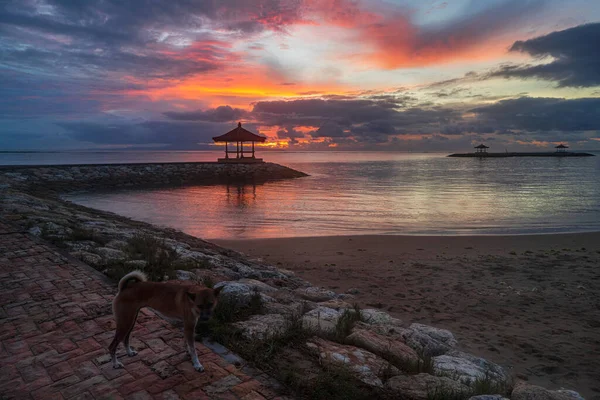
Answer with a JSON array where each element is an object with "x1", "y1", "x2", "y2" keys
[
  {"x1": 0, "y1": 166, "x2": 587, "y2": 400},
  {"x1": 0, "y1": 161, "x2": 308, "y2": 193}
]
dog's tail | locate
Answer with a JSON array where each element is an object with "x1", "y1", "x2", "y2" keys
[{"x1": 118, "y1": 270, "x2": 147, "y2": 293}]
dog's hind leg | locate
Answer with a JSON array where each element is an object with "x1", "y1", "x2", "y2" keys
[
  {"x1": 109, "y1": 305, "x2": 138, "y2": 369},
  {"x1": 184, "y1": 319, "x2": 204, "y2": 372},
  {"x1": 124, "y1": 309, "x2": 140, "y2": 357}
]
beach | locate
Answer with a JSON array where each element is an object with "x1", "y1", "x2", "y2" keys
[{"x1": 216, "y1": 233, "x2": 600, "y2": 398}]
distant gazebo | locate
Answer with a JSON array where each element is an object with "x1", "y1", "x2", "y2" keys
[
  {"x1": 212, "y1": 122, "x2": 266, "y2": 163},
  {"x1": 555, "y1": 144, "x2": 568, "y2": 153},
  {"x1": 474, "y1": 144, "x2": 489, "y2": 154}
]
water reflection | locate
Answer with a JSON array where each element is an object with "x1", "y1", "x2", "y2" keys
[{"x1": 65, "y1": 153, "x2": 600, "y2": 239}]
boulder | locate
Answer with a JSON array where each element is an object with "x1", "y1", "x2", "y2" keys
[
  {"x1": 302, "y1": 306, "x2": 341, "y2": 334},
  {"x1": 347, "y1": 326, "x2": 419, "y2": 364},
  {"x1": 231, "y1": 314, "x2": 287, "y2": 340},
  {"x1": 238, "y1": 278, "x2": 278, "y2": 293},
  {"x1": 176, "y1": 270, "x2": 197, "y2": 281},
  {"x1": 403, "y1": 323, "x2": 458, "y2": 356},
  {"x1": 511, "y1": 382, "x2": 585, "y2": 400},
  {"x1": 433, "y1": 350, "x2": 507, "y2": 385},
  {"x1": 72, "y1": 251, "x2": 103, "y2": 266},
  {"x1": 317, "y1": 298, "x2": 354, "y2": 310},
  {"x1": 94, "y1": 247, "x2": 127, "y2": 263},
  {"x1": 361, "y1": 309, "x2": 402, "y2": 326},
  {"x1": 306, "y1": 337, "x2": 399, "y2": 388},
  {"x1": 213, "y1": 281, "x2": 274, "y2": 307},
  {"x1": 385, "y1": 373, "x2": 470, "y2": 400},
  {"x1": 105, "y1": 240, "x2": 129, "y2": 250},
  {"x1": 125, "y1": 260, "x2": 148, "y2": 269},
  {"x1": 294, "y1": 286, "x2": 337, "y2": 302}
]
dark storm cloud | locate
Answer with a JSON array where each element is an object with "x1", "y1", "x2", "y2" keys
[
  {"x1": 163, "y1": 106, "x2": 248, "y2": 122},
  {"x1": 471, "y1": 97, "x2": 600, "y2": 132},
  {"x1": 491, "y1": 23, "x2": 600, "y2": 87},
  {"x1": 57, "y1": 120, "x2": 230, "y2": 147}
]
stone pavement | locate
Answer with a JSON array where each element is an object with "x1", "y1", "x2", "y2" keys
[{"x1": 0, "y1": 221, "x2": 290, "y2": 400}]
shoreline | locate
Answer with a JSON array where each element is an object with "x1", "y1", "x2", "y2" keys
[{"x1": 216, "y1": 233, "x2": 600, "y2": 397}]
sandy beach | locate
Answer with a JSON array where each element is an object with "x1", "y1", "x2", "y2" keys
[{"x1": 216, "y1": 233, "x2": 600, "y2": 398}]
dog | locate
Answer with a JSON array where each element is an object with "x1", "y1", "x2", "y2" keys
[{"x1": 109, "y1": 270, "x2": 221, "y2": 371}]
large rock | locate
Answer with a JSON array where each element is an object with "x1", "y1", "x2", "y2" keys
[
  {"x1": 433, "y1": 350, "x2": 507, "y2": 385},
  {"x1": 361, "y1": 309, "x2": 402, "y2": 326},
  {"x1": 294, "y1": 286, "x2": 337, "y2": 302},
  {"x1": 347, "y1": 325, "x2": 419, "y2": 364},
  {"x1": 302, "y1": 306, "x2": 341, "y2": 334},
  {"x1": 318, "y1": 299, "x2": 354, "y2": 310},
  {"x1": 238, "y1": 278, "x2": 278, "y2": 293},
  {"x1": 385, "y1": 373, "x2": 470, "y2": 400},
  {"x1": 511, "y1": 382, "x2": 584, "y2": 400},
  {"x1": 403, "y1": 323, "x2": 458, "y2": 356},
  {"x1": 213, "y1": 281, "x2": 274, "y2": 306},
  {"x1": 72, "y1": 251, "x2": 103, "y2": 266},
  {"x1": 94, "y1": 247, "x2": 127, "y2": 263},
  {"x1": 306, "y1": 337, "x2": 399, "y2": 388},
  {"x1": 176, "y1": 270, "x2": 197, "y2": 281},
  {"x1": 231, "y1": 314, "x2": 287, "y2": 340}
]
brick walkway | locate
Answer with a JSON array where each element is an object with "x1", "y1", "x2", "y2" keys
[{"x1": 0, "y1": 221, "x2": 288, "y2": 400}]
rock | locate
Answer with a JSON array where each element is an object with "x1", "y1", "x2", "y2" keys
[
  {"x1": 295, "y1": 286, "x2": 337, "y2": 302},
  {"x1": 403, "y1": 323, "x2": 458, "y2": 356},
  {"x1": 306, "y1": 337, "x2": 399, "y2": 388},
  {"x1": 511, "y1": 382, "x2": 585, "y2": 400},
  {"x1": 124, "y1": 260, "x2": 148, "y2": 269},
  {"x1": 176, "y1": 270, "x2": 197, "y2": 281},
  {"x1": 469, "y1": 396, "x2": 510, "y2": 400},
  {"x1": 238, "y1": 278, "x2": 278, "y2": 293},
  {"x1": 28, "y1": 226, "x2": 42, "y2": 236},
  {"x1": 317, "y1": 298, "x2": 354, "y2": 310},
  {"x1": 105, "y1": 240, "x2": 129, "y2": 250},
  {"x1": 433, "y1": 350, "x2": 507, "y2": 385},
  {"x1": 302, "y1": 306, "x2": 341, "y2": 334},
  {"x1": 361, "y1": 309, "x2": 402, "y2": 325},
  {"x1": 232, "y1": 314, "x2": 287, "y2": 340},
  {"x1": 64, "y1": 240, "x2": 97, "y2": 252},
  {"x1": 94, "y1": 247, "x2": 127, "y2": 263},
  {"x1": 71, "y1": 251, "x2": 103, "y2": 266},
  {"x1": 347, "y1": 326, "x2": 419, "y2": 364},
  {"x1": 213, "y1": 281, "x2": 274, "y2": 307},
  {"x1": 385, "y1": 373, "x2": 470, "y2": 400},
  {"x1": 346, "y1": 288, "x2": 360, "y2": 295}
]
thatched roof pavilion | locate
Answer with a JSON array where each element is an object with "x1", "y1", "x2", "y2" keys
[
  {"x1": 474, "y1": 144, "x2": 489, "y2": 153},
  {"x1": 555, "y1": 144, "x2": 568, "y2": 153},
  {"x1": 213, "y1": 122, "x2": 266, "y2": 163}
]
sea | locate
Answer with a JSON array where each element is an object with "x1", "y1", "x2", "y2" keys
[{"x1": 3, "y1": 150, "x2": 600, "y2": 239}]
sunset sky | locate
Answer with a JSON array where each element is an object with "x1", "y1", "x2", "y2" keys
[{"x1": 1, "y1": 0, "x2": 600, "y2": 151}]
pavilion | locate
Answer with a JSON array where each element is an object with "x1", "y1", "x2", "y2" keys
[
  {"x1": 555, "y1": 144, "x2": 568, "y2": 153},
  {"x1": 474, "y1": 144, "x2": 489, "y2": 154},
  {"x1": 212, "y1": 122, "x2": 266, "y2": 163}
]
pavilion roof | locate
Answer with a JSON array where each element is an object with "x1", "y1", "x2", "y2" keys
[
  {"x1": 555, "y1": 144, "x2": 568, "y2": 148},
  {"x1": 474, "y1": 144, "x2": 489, "y2": 148},
  {"x1": 213, "y1": 122, "x2": 266, "y2": 143}
]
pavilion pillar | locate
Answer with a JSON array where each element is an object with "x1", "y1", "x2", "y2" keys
[
  {"x1": 252, "y1": 142, "x2": 255, "y2": 158},
  {"x1": 236, "y1": 141, "x2": 239, "y2": 159},
  {"x1": 225, "y1": 142, "x2": 229, "y2": 159}
]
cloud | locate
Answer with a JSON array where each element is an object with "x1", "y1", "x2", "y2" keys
[
  {"x1": 491, "y1": 22, "x2": 600, "y2": 87},
  {"x1": 471, "y1": 96, "x2": 600, "y2": 131},
  {"x1": 164, "y1": 106, "x2": 248, "y2": 122}
]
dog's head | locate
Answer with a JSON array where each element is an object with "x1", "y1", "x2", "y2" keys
[{"x1": 187, "y1": 286, "x2": 222, "y2": 322}]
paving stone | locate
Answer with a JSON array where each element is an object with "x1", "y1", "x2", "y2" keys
[{"x1": 0, "y1": 225, "x2": 288, "y2": 400}]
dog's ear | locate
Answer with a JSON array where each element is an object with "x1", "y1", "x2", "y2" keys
[
  {"x1": 213, "y1": 286, "x2": 223, "y2": 297},
  {"x1": 186, "y1": 292, "x2": 196, "y2": 302}
]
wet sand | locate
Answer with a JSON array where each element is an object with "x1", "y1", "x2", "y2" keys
[{"x1": 215, "y1": 233, "x2": 600, "y2": 398}]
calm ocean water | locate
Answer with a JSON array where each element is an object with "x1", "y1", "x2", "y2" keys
[{"x1": 4, "y1": 151, "x2": 600, "y2": 239}]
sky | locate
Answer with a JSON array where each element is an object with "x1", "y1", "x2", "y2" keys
[{"x1": 1, "y1": 0, "x2": 600, "y2": 152}]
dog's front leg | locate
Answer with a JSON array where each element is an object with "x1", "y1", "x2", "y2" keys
[{"x1": 184, "y1": 319, "x2": 203, "y2": 372}]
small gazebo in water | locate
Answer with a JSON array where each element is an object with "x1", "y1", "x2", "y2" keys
[
  {"x1": 555, "y1": 144, "x2": 568, "y2": 153},
  {"x1": 212, "y1": 122, "x2": 266, "y2": 163},
  {"x1": 474, "y1": 144, "x2": 489, "y2": 154}
]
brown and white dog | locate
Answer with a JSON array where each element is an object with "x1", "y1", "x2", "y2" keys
[{"x1": 109, "y1": 270, "x2": 221, "y2": 371}]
